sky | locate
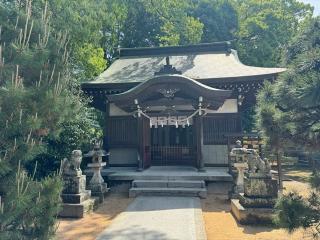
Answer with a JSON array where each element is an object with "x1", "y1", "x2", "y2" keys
[{"x1": 301, "y1": 0, "x2": 320, "y2": 15}]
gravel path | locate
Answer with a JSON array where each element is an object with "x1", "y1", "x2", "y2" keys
[{"x1": 96, "y1": 196, "x2": 206, "y2": 240}]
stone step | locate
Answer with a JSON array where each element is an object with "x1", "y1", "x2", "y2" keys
[
  {"x1": 129, "y1": 187, "x2": 207, "y2": 198},
  {"x1": 132, "y1": 180, "x2": 206, "y2": 189}
]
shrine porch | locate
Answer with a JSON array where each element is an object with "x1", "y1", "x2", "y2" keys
[{"x1": 95, "y1": 166, "x2": 233, "y2": 182}]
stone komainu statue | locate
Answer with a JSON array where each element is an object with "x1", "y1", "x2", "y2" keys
[
  {"x1": 61, "y1": 150, "x2": 83, "y2": 173},
  {"x1": 247, "y1": 149, "x2": 271, "y2": 174}
]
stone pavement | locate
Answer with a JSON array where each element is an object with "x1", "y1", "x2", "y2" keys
[
  {"x1": 96, "y1": 196, "x2": 207, "y2": 240},
  {"x1": 94, "y1": 166, "x2": 232, "y2": 182}
]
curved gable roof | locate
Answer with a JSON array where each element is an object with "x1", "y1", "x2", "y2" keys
[
  {"x1": 108, "y1": 75, "x2": 232, "y2": 111},
  {"x1": 88, "y1": 42, "x2": 285, "y2": 85}
]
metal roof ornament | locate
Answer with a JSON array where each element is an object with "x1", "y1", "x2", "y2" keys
[
  {"x1": 158, "y1": 88, "x2": 180, "y2": 98},
  {"x1": 154, "y1": 56, "x2": 182, "y2": 75}
]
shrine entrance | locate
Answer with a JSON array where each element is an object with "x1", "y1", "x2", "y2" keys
[
  {"x1": 107, "y1": 75, "x2": 232, "y2": 170},
  {"x1": 150, "y1": 124, "x2": 196, "y2": 166}
]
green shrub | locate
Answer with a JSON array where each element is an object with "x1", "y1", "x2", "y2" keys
[{"x1": 0, "y1": 165, "x2": 63, "y2": 240}]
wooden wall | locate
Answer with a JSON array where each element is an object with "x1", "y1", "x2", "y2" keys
[
  {"x1": 107, "y1": 116, "x2": 138, "y2": 147},
  {"x1": 107, "y1": 114, "x2": 241, "y2": 147},
  {"x1": 203, "y1": 113, "x2": 241, "y2": 145}
]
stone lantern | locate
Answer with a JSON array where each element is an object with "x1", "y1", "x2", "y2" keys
[
  {"x1": 229, "y1": 140, "x2": 248, "y2": 195},
  {"x1": 84, "y1": 141, "x2": 109, "y2": 202}
]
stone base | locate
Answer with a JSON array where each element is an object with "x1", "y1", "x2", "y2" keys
[
  {"x1": 207, "y1": 182, "x2": 233, "y2": 200},
  {"x1": 244, "y1": 177, "x2": 278, "y2": 198},
  {"x1": 62, "y1": 174, "x2": 87, "y2": 194},
  {"x1": 239, "y1": 193, "x2": 277, "y2": 208},
  {"x1": 61, "y1": 190, "x2": 91, "y2": 204},
  {"x1": 89, "y1": 182, "x2": 108, "y2": 193},
  {"x1": 229, "y1": 191, "x2": 240, "y2": 200},
  {"x1": 91, "y1": 183, "x2": 110, "y2": 203},
  {"x1": 231, "y1": 199, "x2": 275, "y2": 225},
  {"x1": 59, "y1": 198, "x2": 96, "y2": 218},
  {"x1": 228, "y1": 183, "x2": 243, "y2": 200}
]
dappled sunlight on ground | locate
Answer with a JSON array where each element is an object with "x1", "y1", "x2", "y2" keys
[
  {"x1": 56, "y1": 166, "x2": 315, "y2": 240},
  {"x1": 201, "y1": 192, "x2": 309, "y2": 240},
  {"x1": 284, "y1": 180, "x2": 311, "y2": 197},
  {"x1": 202, "y1": 166, "x2": 315, "y2": 240},
  {"x1": 56, "y1": 193, "x2": 133, "y2": 240},
  {"x1": 283, "y1": 165, "x2": 313, "y2": 197},
  {"x1": 283, "y1": 165, "x2": 313, "y2": 183}
]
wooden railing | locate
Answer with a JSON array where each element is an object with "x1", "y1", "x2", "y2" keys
[{"x1": 150, "y1": 146, "x2": 196, "y2": 166}]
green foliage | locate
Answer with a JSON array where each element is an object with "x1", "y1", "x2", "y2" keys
[
  {"x1": 274, "y1": 192, "x2": 312, "y2": 232},
  {"x1": 5, "y1": 0, "x2": 310, "y2": 80},
  {"x1": 26, "y1": 111, "x2": 102, "y2": 179},
  {"x1": 0, "y1": 165, "x2": 63, "y2": 240},
  {"x1": 255, "y1": 82, "x2": 287, "y2": 148},
  {"x1": 75, "y1": 43, "x2": 107, "y2": 80},
  {"x1": 120, "y1": 0, "x2": 161, "y2": 48},
  {"x1": 180, "y1": 16, "x2": 204, "y2": 44},
  {"x1": 0, "y1": 1, "x2": 101, "y2": 238},
  {"x1": 310, "y1": 172, "x2": 320, "y2": 191},
  {"x1": 255, "y1": 17, "x2": 320, "y2": 148},
  {"x1": 141, "y1": 0, "x2": 203, "y2": 46},
  {"x1": 256, "y1": 16, "x2": 320, "y2": 237},
  {"x1": 274, "y1": 182, "x2": 320, "y2": 237},
  {"x1": 0, "y1": 0, "x2": 318, "y2": 237},
  {"x1": 236, "y1": 0, "x2": 313, "y2": 67},
  {"x1": 240, "y1": 106, "x2": 256, "y2": 133},
  {"x1": 192, "y1": 0, "x2": 238, "y2": 42}
]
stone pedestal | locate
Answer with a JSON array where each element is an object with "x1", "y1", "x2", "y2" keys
[
  {"x1": 59, "y1": 170, "x2": 96, "y2": 218},
  {"x1": 231, "y1": 199, "x2": 275, "y2": 224},
  {"x1": 232, "y1": 162, "x2": 248, "y2": 196},
  {"x1": 234, "y1": 162, "x2": 248, "y2": 191},
  {"x1": 231, "y1": 175, "x2": 278, "y2": 224},
  {"x1": 87, "y1": 162, "x2": 109, "y2": 202},
  {"x1": 239, "y1": 175, "x2": 278, "y2": 208}
]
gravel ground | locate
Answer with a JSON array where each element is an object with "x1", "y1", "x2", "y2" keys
[
  {"x1": 56, "y1": 192, "x2": 133, "y2": 240},
  {"x1": 56, "y1": 167, "x2": 315, "y2": 240},
  {"x1": 202, "y1": 172, "x2": 314, "y2": 240}
]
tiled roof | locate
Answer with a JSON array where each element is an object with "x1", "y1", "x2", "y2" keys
[{"x1": 88, "y1": 42, "x2": 285, "y2": 84}]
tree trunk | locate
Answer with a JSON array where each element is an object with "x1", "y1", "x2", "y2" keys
[
  {"x1": 276, "y1": 148, "x2": 283, "y2": 190},
  {"x1": 310, "y1": 151, "x2": 317, "y2": 175}
]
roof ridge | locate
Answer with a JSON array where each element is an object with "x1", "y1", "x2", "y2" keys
[{"x1": 118, "y1": 41, "x2": 232, "y2": 58}]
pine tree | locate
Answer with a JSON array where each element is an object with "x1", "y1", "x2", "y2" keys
[
  {"x1": 255, "y1": 16, "x2": 320, "y2": 237},
  {"x1": 0, "y1": 1, "x2": 99, "y2": 238}
]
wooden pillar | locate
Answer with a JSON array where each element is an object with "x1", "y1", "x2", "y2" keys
[
  {"x1": 196, "y1": 116, "x2": 205, "y2": 172},
  {"x1": 137, "y1": 117, "x2": 144, "y2": 171},
  {"x1": 227, "y1": 136, "x2": 232, "y2": 174},
  {"x1": 105, "y1": 100, "x2": 110, "y2": 167}
]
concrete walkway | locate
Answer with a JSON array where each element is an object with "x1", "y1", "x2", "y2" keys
[{"x1": 96, "y1": 196, "x2": 207, "y2": 240}]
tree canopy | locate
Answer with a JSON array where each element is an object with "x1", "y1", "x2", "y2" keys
[
  {"x1": 256, "y1": 17, "x2": 320, "y2": 149},
  {"x1": 3, "y1": 0, "x2": 311, "y2": 81},
  {"x1": 255, "y1": 16, "x2": 320, "y2": 237}
]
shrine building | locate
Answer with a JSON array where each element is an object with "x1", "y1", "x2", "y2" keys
[{"x1": 82, "y1": 41, "x2": 285, "y2": 171}]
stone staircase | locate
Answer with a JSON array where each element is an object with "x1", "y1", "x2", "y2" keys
[{"x1": 129, "y1": 179, "x2": 207, "y2": 198}]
